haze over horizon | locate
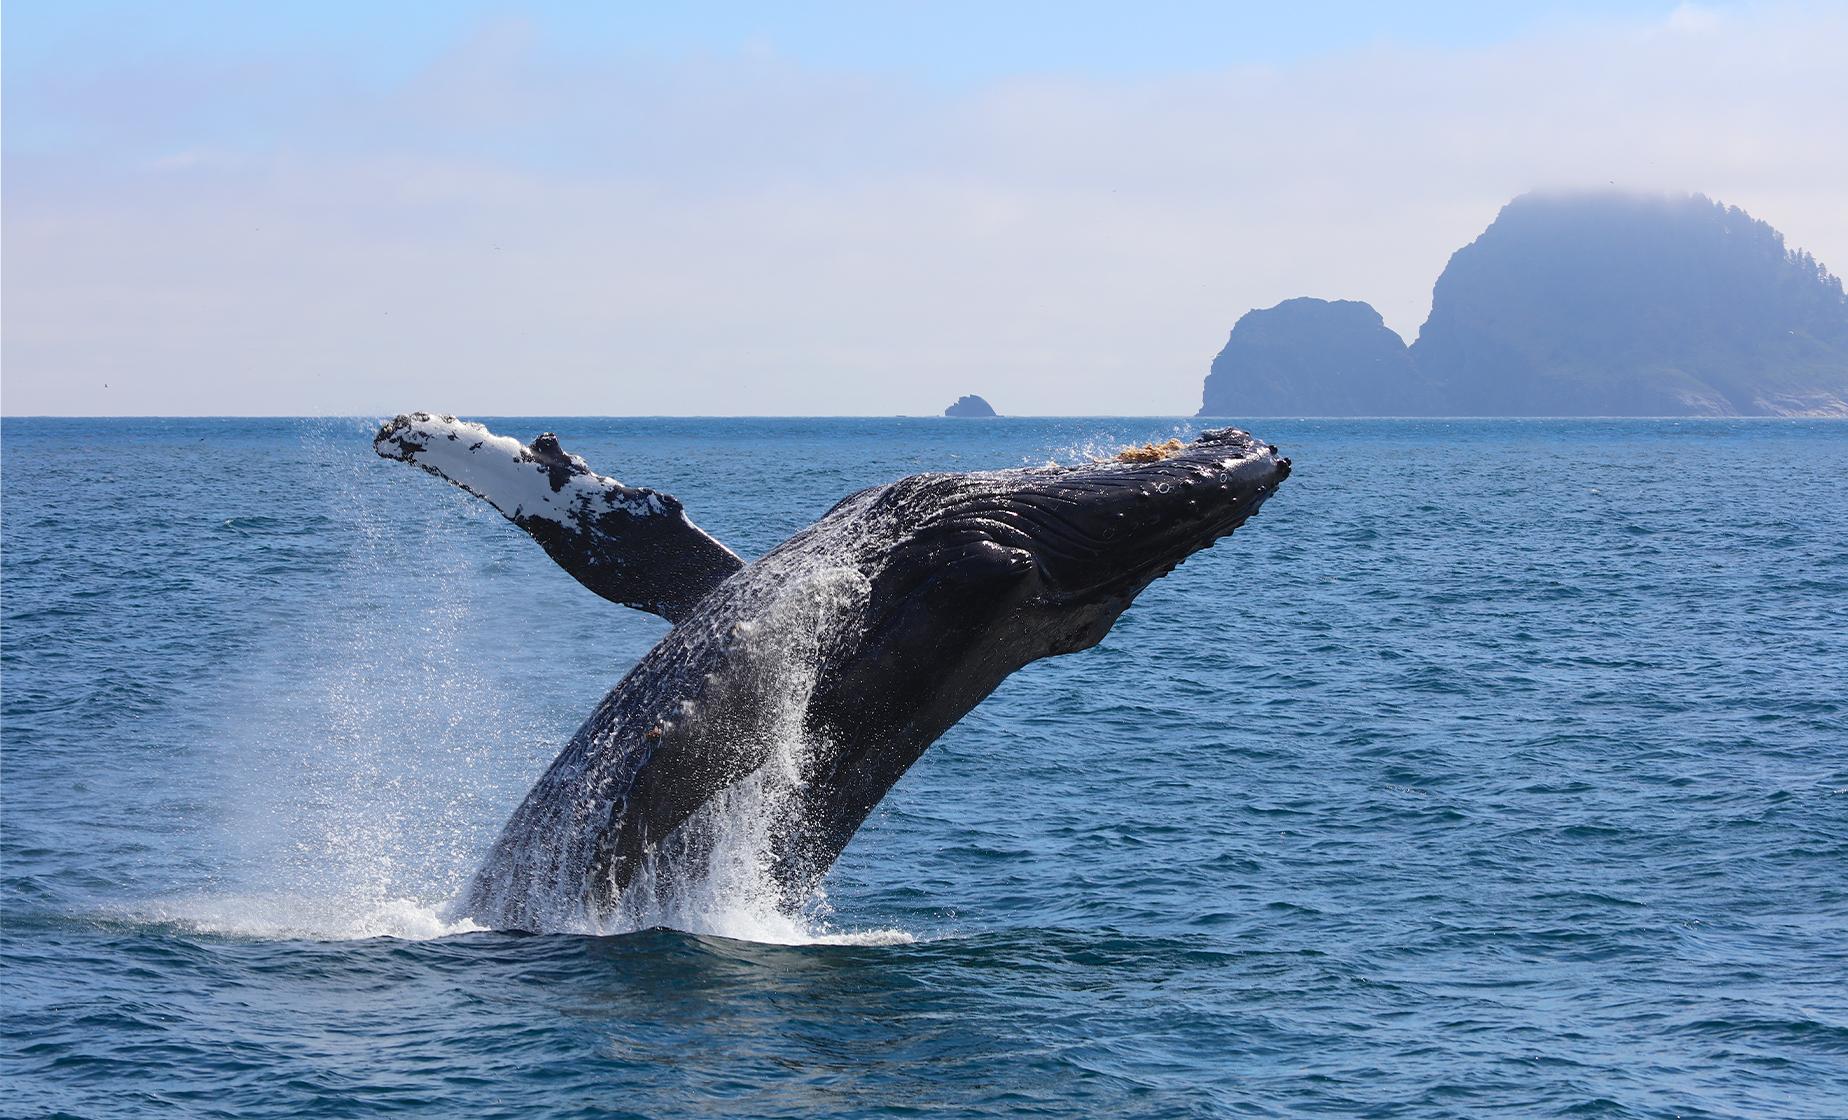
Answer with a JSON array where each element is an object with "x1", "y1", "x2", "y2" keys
[{"x1": 5, "y1": 1, "x2": 1846, "y2": 417}]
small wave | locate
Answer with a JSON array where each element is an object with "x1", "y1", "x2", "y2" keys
[{"x1": 131, "y1": 894, "x2": 485, "y2": 942}]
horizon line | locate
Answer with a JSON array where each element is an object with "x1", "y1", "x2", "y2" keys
[{"x1": 3, "y1": 413, "x2": 1841, "y2": 422}]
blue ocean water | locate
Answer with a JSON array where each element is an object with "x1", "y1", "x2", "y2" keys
[{"x1": 2, "y1": 417, "x2": 1845, "y2": 1119}]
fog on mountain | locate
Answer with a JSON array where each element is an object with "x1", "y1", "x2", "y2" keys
[{"x1": 1200, "y1": 191, "x2": 1848, "y2": 417}]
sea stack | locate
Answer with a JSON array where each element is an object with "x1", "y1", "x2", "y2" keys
[{"x1": 1199, "y1": 298, "x2": 1431, "y2": 417}]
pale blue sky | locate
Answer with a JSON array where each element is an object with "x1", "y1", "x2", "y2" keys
[
  {"x1": 6, "y1": 1, "x2": 1694, "y2": 84},
  {"x1": 5, "y1": 1, "x2": 1843, "y2": 415},
  {"x1": 5, "y1": 1, "x2": 1697, "y2": 156}
]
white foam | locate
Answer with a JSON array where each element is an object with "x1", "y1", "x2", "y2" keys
[{"x1": 131, "y1": 892, "x2": 915, "y2": 947}]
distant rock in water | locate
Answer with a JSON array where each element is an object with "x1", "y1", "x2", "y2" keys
[
  {"x1": 1199, "y1": 298, "x2": 1434, "y2": 417},
  {"x1": 1198, "y1": 191, "x2": 1848, "y2": 417},
  {"x1": 944, "y1": 394, "x2": 998, "y2": 417}
]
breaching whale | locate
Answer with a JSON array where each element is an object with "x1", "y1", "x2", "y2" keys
[{"x1": 375, "y1": 414, "x2": 1289, "y2": 931}]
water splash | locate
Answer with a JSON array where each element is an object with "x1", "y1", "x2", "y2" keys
[
  {"x1": 1036, "y1": 422, "x2": 1200, "y2": 466},
  {"x1": 599, "y1": 565, "x2": 871, "y2": 942},
  {"x1": 180, "y1": 423, "x2": 556, "y2": 942},
  {"x1": 455, "y1": 533, "x2": 883, "y2": 937}
]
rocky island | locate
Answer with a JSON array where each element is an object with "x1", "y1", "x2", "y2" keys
[
  {"x1": 1201, "y1": 298, "x2": 1434, "y2": 417},
  {"x1": 944, "y1": 394, "x2": 999, "y2": 417},
  {"x1": 1200, "y1": 192, "x2": 1848, "y2": 417}
]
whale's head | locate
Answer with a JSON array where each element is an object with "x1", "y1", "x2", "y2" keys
[
  {"x1": 859, "y1": 426, "x2": 1290, "y2": 652},
  {"x1": 998, "y1": 427, "x2": 1290, "y2": 618}
]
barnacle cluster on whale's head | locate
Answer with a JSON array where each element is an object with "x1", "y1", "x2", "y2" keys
[{"x1": 1112, "y1": 437, "x2": 1186, "y2": 463}]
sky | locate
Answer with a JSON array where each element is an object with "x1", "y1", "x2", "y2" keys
[{"x1": 4, "y1": 1, "x2": 1846, "y2": 416}]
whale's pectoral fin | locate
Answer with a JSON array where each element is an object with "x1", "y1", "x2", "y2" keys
[{"x1": 374, "y1": 413, "x2": 743, "y2": 623}]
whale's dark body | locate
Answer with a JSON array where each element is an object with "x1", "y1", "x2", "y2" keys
[{"x1": 376, "y1": 416, "x2": 1289, "y2": 931}]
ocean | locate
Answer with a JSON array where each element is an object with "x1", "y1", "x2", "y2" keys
[{"x1": 2, "y1": 417, "x2": 1844, "y2": 1119}]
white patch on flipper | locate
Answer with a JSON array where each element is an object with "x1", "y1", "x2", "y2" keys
[{"x1": 377, "y1": 414, "x2": 664, "y2": 540}]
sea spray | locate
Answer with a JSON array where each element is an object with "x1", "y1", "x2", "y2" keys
[
  {"x1": 604, "y1": 564, "x2": 871, "y2": 940},
  {"x1": 180, "y1": 421, "x2": 558, "y2": 941}
]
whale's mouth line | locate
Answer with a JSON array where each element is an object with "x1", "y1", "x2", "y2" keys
[
  {"x1": 1011, "y1": 459, "x2": 1291, "y2": 604},
  {"x1": 1032, "y1": 496, "x2": 1278, "y2": 605}
]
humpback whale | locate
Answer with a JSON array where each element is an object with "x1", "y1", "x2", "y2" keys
[{"x1": 376, "y1": 414, "x2": 1289, "y2": 931}]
